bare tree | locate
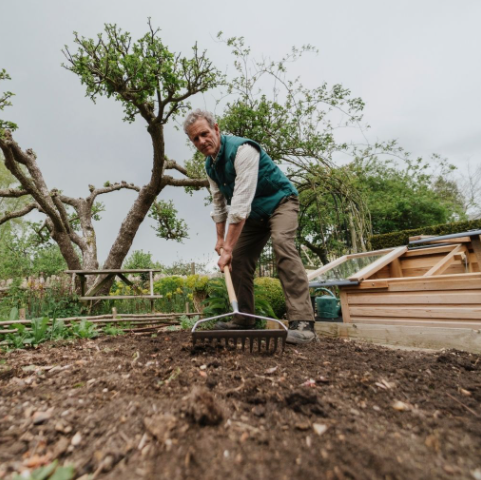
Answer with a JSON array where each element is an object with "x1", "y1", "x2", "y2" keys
[{"x1": 458, "y1": 161, "x2": 481, "y2": 219}]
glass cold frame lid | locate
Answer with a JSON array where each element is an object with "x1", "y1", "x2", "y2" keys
[{"x1": 310, "y1": 254, "x2": 386, "y2": 283}]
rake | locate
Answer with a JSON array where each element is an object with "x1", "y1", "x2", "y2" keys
[{"x1": 191, "y1": 266, "x2": 287, "y2": 353}]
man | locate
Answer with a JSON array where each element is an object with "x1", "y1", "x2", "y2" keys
[{"x1": 184, "y1": 109, "x2": 316, "y2": 345}]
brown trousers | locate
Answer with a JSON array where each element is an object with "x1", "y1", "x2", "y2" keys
[{"x1": 231, "y1": 196, "x2": 315, "y2": 324}]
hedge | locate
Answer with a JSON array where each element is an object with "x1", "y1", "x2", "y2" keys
[{"x1": 369, "y1": 218, "x2": 481, "y2": 250}]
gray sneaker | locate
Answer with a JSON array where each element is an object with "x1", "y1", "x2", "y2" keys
[
  {"x1": 213, "y1": 320, "x2": 255, "y2": 330},
  {"x1": 286, "y1": 321, "x2": 316, "y2": 344}
]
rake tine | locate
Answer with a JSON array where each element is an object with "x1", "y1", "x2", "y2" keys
[
  {"x1": 273, "y1": 337, "x2": 278, "y2": 353},
  {"x1": 241, "y1": 337, "x2": 246, "y2": 351},
  {"x1": 249, "y1": 337, "x2": 254, "y2": 353},
  {"x1": 266, "y1": 337, "x2": 271, "y2": 353},
  {"x1": 258, "y1": 337, "x2": 262, "y2": 352}
]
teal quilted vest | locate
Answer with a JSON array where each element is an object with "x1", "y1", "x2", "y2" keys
[{"x1": 205, "y1": 135, "x2": 297, "y2": 221}]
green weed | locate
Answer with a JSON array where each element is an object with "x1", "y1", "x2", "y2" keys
[{"x1": 70, "y1": 320, "x2": 98, "y2": 339}]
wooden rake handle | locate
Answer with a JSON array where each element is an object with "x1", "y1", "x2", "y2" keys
[
  {"x1": 223, "y1": 266, "x2": 237, "y2": 306},
  {"x1": 221, "y1": 249, "x2": 238, "y2": 311}
]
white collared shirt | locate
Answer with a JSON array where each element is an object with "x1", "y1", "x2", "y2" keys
[{"x1": 207, "y1": 144, "x2": 260, "y2": 224}]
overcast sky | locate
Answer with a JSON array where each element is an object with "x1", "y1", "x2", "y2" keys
[{"x1": 1, "y1": 0, "x2": 480, "y2": 269}]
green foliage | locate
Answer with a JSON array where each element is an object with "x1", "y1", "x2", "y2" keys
[
  {"x1": 202, "y1": 276, "x2": 277, "y2": 328},
  {"x1": 215, "y1": 37, "x2": 371, "y2": 262},
  {"x1": 164, "y1": 261, "x2": 207, "y2": 276},
  {"x1": 0, "y1": 275, "x2": 82, "y2": 321},
  {"x1": 369, "y1": 219, "x2": 481, "y2": 250},
  {"x1": 28, "y1": 317, "x2": 50, "y2": 345},
  {"x1": 6, "y1": 324, "x2": 27, "y2": 349},
  {"x1": 179, "y1": 314, "x2": 200, "y2": 330},
  {"x1": 12, "y1": 460, "x2": 75, "y2": 480},
  {"x1": 149, "y1": 200, "x2": 189, "y2": 242},
  {"x1": 153, "y1": 276, "x2": 186, "y2": 312},
  {"x1": 219, "y1": 36, "x2": 363, "y2": 166},
  {"x1": 48, "y1": 318, "x2": 69, "y2": 341},
  {"x1": 103, "y1": 323, "x2": 125, "y2": 336},
  {"x1": 123, "y1": 249, "x2": 163, "y2": 270},
  {"x1": 0, "y1": 156, "x2": 31, "y2": 242},
  {"x1": 63, "y1": 21, "x2": 221, "y2": 124},
  {"x1": 0, "y1": 69, "x2": 18, "y2": 136},
  {"x1": 0, "y1": 229, "x2": 68, "y2": 280},
  {"x1": 70, "y1": 319, "x2": 98, "y2": 339},
  {"x1": 185, "y1": 274, "x2": 209, "y2": 292},
  {"x1": 183, "y1": 150, "x2": 209, "y2": 197},
  {"x1": 4, "y1": 316, "x2": 64, "y2": 349},
  {"x1": 201, "y1": 278, "x2": 231, "y2": 319},
  {"x1": 9, "y1": 306, "x2": 19, "y2": 320},
  {"x1": 350, "y1": 155, "x2": 466, "y2": 236},
  {"x1": 254, "y1": 277, "x2": 286, "y2": 318},
  {"x1": 32, "y1": 244, "x2": 69, "y2": 277}
]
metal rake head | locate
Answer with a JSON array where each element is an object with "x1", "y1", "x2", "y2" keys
[{"x1": 192, "y1": 329, "x2": 286, "y2": 354}]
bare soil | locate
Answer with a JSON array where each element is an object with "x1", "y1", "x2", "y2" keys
[{"x1": 1, "y1": 331, "x2": 481, "y2": 480}]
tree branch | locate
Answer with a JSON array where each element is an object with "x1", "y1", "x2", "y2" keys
[
  {"x1": 0, "y1": 202, "x2": 38, "y2": 225},
  {"x1": 57, "y1": 194, "x2": 81, "y2": 209},
  {"x1": 51, "y1": 189, "x2": 72, "y2": 234},
  {"x1": 0, "y1": 188, "x2": 29, "y2": 198},
  {"x1": 161, "y1": 175, "x2": 209, "y2": 188},
  {"x1": 87, "y1": 182, "x2": 141, "y2": 204},
  {"x1": 164, "y1": 159, "x2": 188, "y2": 176}
]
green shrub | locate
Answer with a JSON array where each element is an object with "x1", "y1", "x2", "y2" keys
[
  {"x1": 369, "y1": 219, "x2": 481, "y2": 250},
  {"x1": 202, "y1": 277, "x2": 278, "y2": 328},
  {"x1": 254, "y1": 277, "x2": 286, "y2": 319},
  {"x1": 153, "y1": 276, "x2": 190, "y2": 313}
]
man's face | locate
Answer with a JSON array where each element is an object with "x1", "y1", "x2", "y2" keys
[{"x1": 187, "y1": 119, "x2": 221, "y2": 157}]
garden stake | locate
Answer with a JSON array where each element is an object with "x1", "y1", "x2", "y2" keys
[{"x1": 191, "y1": 266, "x2": 287, "y2": 353}]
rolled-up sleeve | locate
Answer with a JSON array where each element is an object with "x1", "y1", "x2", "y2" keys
[{"x1": 207, "y1": 174, "x2": 229, "y2": 223}]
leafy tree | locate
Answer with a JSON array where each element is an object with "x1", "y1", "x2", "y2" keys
[
  {"x1": 350, "y1": 155, "x2": 467, "y2": 235},
  {"x1": 122, "y1": 249, "x2": 163, "y2": 270},
  {"x1": 212, "y1": 37, "x2": 371, "y2": 263},
  {"x1": 163, "y1": 260, "x2": 208, "y2": 276},
  {"x1": 0, "y1": 21, "x2": 221, "y2": 291},
  {"x1": 0, "y1": 229, "x2": 67, "y2": 279}
]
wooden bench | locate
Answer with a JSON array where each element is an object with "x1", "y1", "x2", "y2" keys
[{"x1": 65, "y1": 269, "x2": 164, "y2": 311}]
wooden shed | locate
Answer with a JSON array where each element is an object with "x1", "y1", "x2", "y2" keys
[{"x1": 307, "y1": 230, "x2": 481, "y2": 335}]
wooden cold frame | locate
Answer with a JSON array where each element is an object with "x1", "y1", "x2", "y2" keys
[{"x1": 306, "y1": 247, "x2": 396, "y2": 282}]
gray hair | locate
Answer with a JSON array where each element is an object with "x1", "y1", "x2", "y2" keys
[{"x1": 183, "y1": 109, "x2": 216, "y2": 135}]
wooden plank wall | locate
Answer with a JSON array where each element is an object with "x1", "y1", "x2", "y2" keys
[
  {"x1": 340, "y1": 273, "x2": 481, "y2": 329},
  {"x1": 314, "y1": 322, "x2": 481, "y2": 354}
]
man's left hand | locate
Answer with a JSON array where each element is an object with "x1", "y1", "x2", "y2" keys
[{"x1": 218, "y1": 248, "x2": 232, "y2": 271}]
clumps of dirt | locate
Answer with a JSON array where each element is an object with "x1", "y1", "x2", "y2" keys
[
  {"x1": 181, "y1": 386, "x2": 225, "y2": 426},
  {"x1": 144, "y1": 413, "x2": 180, "y2": 441},
  {"x1": 284, "y1": 390, "x2": 329, "y2": 416},
  {"x1": 436, "y1": 352, "x2": 480, "y2": 371}
]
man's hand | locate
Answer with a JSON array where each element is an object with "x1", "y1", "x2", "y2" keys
[
  {"x1": 218, "y1": 248, "x2": 232, "y2": 271},
  {"x1": 215, "y1": 239, "x2": 224, "y2": 256}
]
